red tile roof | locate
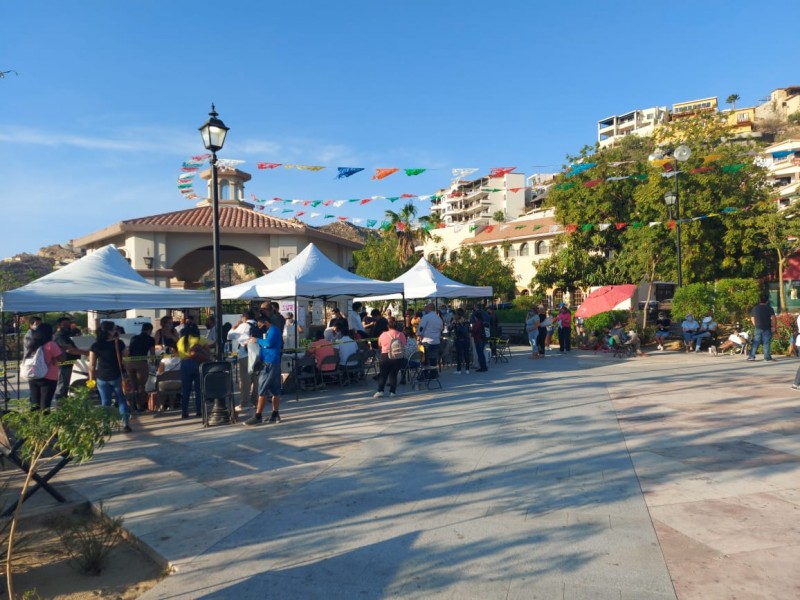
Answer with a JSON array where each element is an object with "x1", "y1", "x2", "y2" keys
[
  {"x1": 122, "y1": 205, "x2": 305, "y2": 233},
  {"x1": 461, "y1": 216, "x2": 562, "y2": 245}
]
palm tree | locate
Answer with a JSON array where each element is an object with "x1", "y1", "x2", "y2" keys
[
  {"x1": 726, "y1": 93, "x2": 740, "y2": 111},
  {"x1": 384, "y1": 202, "x2": 432, "y2": 265}
]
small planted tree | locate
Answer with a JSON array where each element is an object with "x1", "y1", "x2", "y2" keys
[
  {"x1": 671, "y1": 283, "x2": 716, "y2": 322},
  {"x1": 3, "y1": 388, "x2": 118, "y2": 599}
]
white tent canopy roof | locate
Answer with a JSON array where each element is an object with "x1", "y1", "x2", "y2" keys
[
  {"x1": 220, "y1": 243, "x2": 404, "y2": 300},
  {"x1": 1, "y1": 244, "x2": 214, "y2": 313},
  {"x1": 354, "y1": 257, "x2": 493, "y2": 302}
]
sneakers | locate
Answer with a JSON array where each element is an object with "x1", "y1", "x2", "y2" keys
[
  {"x1": 389, "y1": 392, "x2": 397, "y2": 398},
  {"x1": 456, "y1": 370, "x2": 461, "y2": 374},
  {"x1": 244, "y1": 415, "x2": 263, "y2": 426},
  {"x1": 657, "y1": 344, "x2": 663, "y2": 351},
  {"x1": 746, "y1": 356, "x2": 755, "y2": 361},
  {"x1": 694, "y1": 347, "x2": 700, "y2": 353},
  {"x1": 709, "y1": 346, "x2": 718, "y2": 356},
  {"x1": 373, "y1": 391, "x2": 385, "y2": 399},
  {"x1": 792, "y1": 385, "x2": 800, "y2": 391},
  {"x1": 465, "y1": 369, "x2": 470, "y2": 374},
  {"x1": 267, "y1": 411, "x2": 281, "y2": 423},
  {"x1": 236, "y1": 404, "x2": 253, "y2": 412},
  {"x1": 123, "y1": 425, "x2": 133, "y2": 433}
]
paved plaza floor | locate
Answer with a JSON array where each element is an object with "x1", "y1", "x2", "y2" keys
[{"x1": 12, "y1": 347, "x2": 800, "y2": 599}]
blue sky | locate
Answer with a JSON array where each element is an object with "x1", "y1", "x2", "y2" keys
[{"x1": 2, "y1": 0, "x2": 798, "y2": 258}]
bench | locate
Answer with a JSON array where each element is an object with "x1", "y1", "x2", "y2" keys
[
  {"x1": 0, "y1": 419, "x2": 71, "y2": 517},
  {"x1": 498, "y1": 323, "x2": 527, "y2": 344}
]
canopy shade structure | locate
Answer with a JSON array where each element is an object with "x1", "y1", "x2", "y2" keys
[
  {"x1": 220, "y1": 243, "x2": 404, "y2": 300},
  {"x1": 0, "y1": 244, "x2": 214, "y2": 313},
  {"x1": 574, "y1": 284, "x2": 638, "y2": 319},
  {"x1": 354, "y1": 257, "x2": 493, "y2": 302}
]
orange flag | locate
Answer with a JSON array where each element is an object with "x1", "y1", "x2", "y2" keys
[{"x1": 373, "y1": 168, "x2": 399, "y2": 180}]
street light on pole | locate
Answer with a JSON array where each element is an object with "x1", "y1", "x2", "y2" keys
[
  {"x1": 199, "y1": 104, "x2": 230, "y2": 426},
  {"x1": 655, "y1": 144, "x2": 691, "y2": 288}
]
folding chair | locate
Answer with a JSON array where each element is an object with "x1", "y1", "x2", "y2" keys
[
  {"x1": 0, "y1": 421, "x2": 71, "y2": 517},
  {"x1": 294, "y1": 355, "x2": 320, "y2": 391},
  {"x1": 340, "y1": 352, "x2": 363, "y2": 386},
  {"x1": 402, "y1": 351, "x2": 423, "y2": 386},
  {"x1": 155, "y1": 370, "x2": 182, "y2": 412},
  {"x1": 319, "y1": 355, "x2": 343, "y2": 387},
  {"x1": 494, "y1": 336, "x2": 512, "y2": 363},
  {"x1": 411, "y1": 347, "x2": 443, "y2": 391},
  {"x1": 200, "y1": 361, "x2": 235, "y2": 427},
  {"x1": 362, "y1": 349, "x2": 380, "y2": 377}
]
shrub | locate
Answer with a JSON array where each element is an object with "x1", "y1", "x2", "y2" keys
[
  {"x1": 714, "y1": 278, "x2": 760, "y2": 324},
  {"x1": 52, "y1": 503, "x2": 125, "y2": 576},
  {"x1": 671, "y1": 283, "x2": 715, "y2": 322},
  {"x1": 583, "y1": 310, "x2": 632, "y2": 335},
  {"x1": 771, "y1": 312, "x2": 795, "y2": 356},
  {"x1": 512, "y1": 296, "x2": 538, "y2": 311}
]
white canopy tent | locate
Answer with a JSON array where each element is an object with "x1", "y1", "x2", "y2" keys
[
  {"x1": 354, "y1": 257, "x2": 493, "y2": 302},
  {"x1": 220, "y1": 243, "x2": 404, "y2": 300},
  {"x1": 0, "y1": 244, "x2": 214, "y2": 313}
]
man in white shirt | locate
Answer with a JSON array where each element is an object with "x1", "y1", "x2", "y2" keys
[
  {"x1": 348, "y1": 302, "x2": 365, "y2": 339},
  {"x1": 417, "y1": 303, "x2": 444, "y2": 369},
  {"x1": 227, "y1": 310, "x2": 258, "y2": 410}
]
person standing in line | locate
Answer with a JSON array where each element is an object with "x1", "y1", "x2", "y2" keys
[
  {"x1": 452, "y1": 308, "x2": 472, "y2": 374},
  {"x1": 245, "y1": 316, "x2": 283, "y2": 425},
  {"x1": 525, "y1": 308, "x2": 540, "y2": 360},
  {"x1": 175, "y1": 322, "x2": 209, "y2": 419},
  {"x1": 470, "y1": 307, "x2": 489, "y2": 372},
  {"x1": 205, "y1": 316, "x2": 217, "y2": 350},
  {"x1": 556, "y1": 305, "x2": 572, "y2": 352},
  {"x1": 748, "y1": 294, "x2": 777, "y2": 362},
  {"x1": 536, "y1": 304, "x2": 548, "y2": 356},
  {"x1": 25, "y1": 323, "x2": 64, "y2": 411},
  {"x1": 417, "y1": 303, "x2": 444, "y2": 371},
  {"x1": 228, "y1": 310, "x2": 258, "y2": 411},
  {"x1": 348, "y1": 302, "x2": 365, "y2": 339},
  {"x1": 23, "y1": 316, "x2": 42, "y2": 355},
  {"x1": 127, "y1": 323, "x2": 155, "y2": 412},
  {"x1": 373, "y1": 321, "x2": 407, "y2": 398},
  {"x1": 53, "y1": 316, "x2": 89, "y2": 399},
  {"x1": 89, "y1": 321, "x2": 132, "y2": 432}
]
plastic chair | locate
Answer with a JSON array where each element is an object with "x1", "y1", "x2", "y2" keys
[
  {"x1": 156, "y1": 370, "x2": 182, "y2": 411},
  {"x1": 200, "y1": 361, "x2": 234, "y2": 427}
]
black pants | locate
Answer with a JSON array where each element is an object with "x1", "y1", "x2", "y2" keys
[
  {"x1": 30, "y1": 378, "x2": 57, "y2": 410},
  {"x1": 377, "y1": 355, "x2": 402, "y2": 394},
  {"x1": 54, "y1": 364, "x2": 73, "y2": 399}
]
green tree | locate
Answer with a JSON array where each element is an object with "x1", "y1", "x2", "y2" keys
[
  {"x1": 726, "y1": 93, "x2": 740, "y2": 111},
  {"x1": 546, "y1": 114, "x2": 770, "y2": 286},
  {"x1": 531, "y1": 243, "x2": 608, "y2": 294},
  {"x1": 492, "y1": 210, "x2": 506, "y2": 223},
  {"x1": 384, "y1": 202, "x2": 432, "y2": 265},
  {"x1": 352, "y1": 233, "x2": 407, "y2": 281},
  {"x1": 440, "y1": 245, "x2": 516, "y2": 299},
  {"x1": 733, "y1": 199, "x2": 800, "y2": 311},
  {"x1": 714, "y1": 278, "x2": 760, "y2": 323},
  {"x1": 3, "y1": 389, "x2": 117, "y2": 599}
]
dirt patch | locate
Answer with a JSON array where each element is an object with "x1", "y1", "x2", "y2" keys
[{"x1": 10, "y1": 511, "x2": 166, "y2": 599}]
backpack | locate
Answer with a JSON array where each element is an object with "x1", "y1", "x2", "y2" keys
[
  {"x1": 21, "y1": 347, "x2": 49, "y2": 380},
  {"x1": 388, "y1": 336, "x2": 404, "y2": 360}
]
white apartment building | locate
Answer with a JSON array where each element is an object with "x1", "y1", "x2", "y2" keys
[
  {"x1": 597, "y1": 107, "x2": 669, "y2": 149},
  {"x1": 759, "y1": 139, "x2": 800, "y2": 209},
  {"x1": 430, "y1": 172, "x2": 527, "y2": 226}
]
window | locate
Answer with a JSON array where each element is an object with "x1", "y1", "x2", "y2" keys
[
  {"x1": 572, "y1": 289, "x2": 586, "y2": 306},
  {"x1": 519, "y1": 243, "x2": 529, "y2": 257},
  {"x1": 536, "y1": 240, "x2": 551, "y2": 255},
  {"x1": 553, "y1": 289, "x2": 565, "y2": 306},
  {"x1": 450, "y1": 250, "x2": 459, "y2": 262}
]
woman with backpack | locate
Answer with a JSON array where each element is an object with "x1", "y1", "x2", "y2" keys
[
  {"x1": 88, "y1": 321, "x2": 132, "y2": 432},
  {"x1": 373, "y1": 322, "x2": 407, "y2": 399},
  {"x1": 24, "y1": 322, "x2": 64, "y2": 411}
]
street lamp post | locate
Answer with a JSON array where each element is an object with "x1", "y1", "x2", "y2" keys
[
  {"x1": 199, "y1": 104, "x2": 229, "y2": 425},
  {"x1": 656, "y1": 144, "x2": 691, "y2": 288},
  {"x1": 664, "y1": 190, "x2": 682, "y2": 288}
]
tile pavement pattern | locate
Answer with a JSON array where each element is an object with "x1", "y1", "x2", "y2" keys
[{"x1": 21, "y1": 349, "x2": 800, "y2": 599}]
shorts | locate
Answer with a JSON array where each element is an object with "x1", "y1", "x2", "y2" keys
[
  {"x1": 257, "y1": 362, "x2": 282, "y2": 397},
  {"x1": 654, "y1": 330, "x2": 669, "y2": 339}
]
